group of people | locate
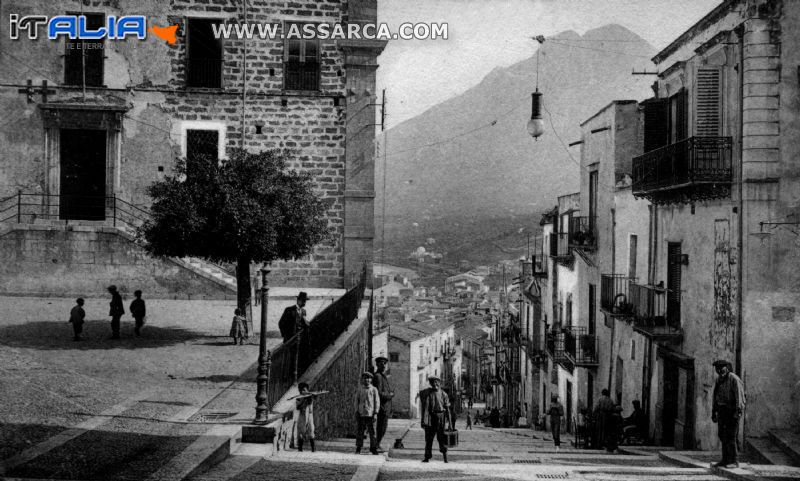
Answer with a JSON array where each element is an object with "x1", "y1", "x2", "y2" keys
[{"x1": 67, "y1": 285, "x2": 146, "y2": 341}]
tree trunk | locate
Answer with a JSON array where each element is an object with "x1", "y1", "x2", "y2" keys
[{"x1": 236, "y1": 255, "x2": 253, "y2": 337}]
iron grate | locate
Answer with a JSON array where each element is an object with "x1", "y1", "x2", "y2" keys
[
  {"x1": 513, "y1": 459, "x2": 542, "y2": 464},
  {"x1": 536, "y1": 475, "x2": 568, "y2": 479},
  {"x1": 189, "y1": 411, "x2": 238, "y2": 423}
]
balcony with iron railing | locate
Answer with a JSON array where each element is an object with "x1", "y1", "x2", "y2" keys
[
  {"x1": 600, "y1": 274, "x2": 637, "y2": 316},
  {"x1": 632, "y1": 136, "x2": 733, "y2": 204},
  {"x1": 546, "y1": 326, "x2": 599, "y2": 370},
  {"x1": 569, "y1": 216, "x2": 597, "y2": 250},
  {"x1": 628, "y1": 282, "x2": 681, "y2": 340}
]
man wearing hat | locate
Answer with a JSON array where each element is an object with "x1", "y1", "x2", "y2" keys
[
  {"x1": 279, "y1": 291, "x2": 309, "y2": 343},
  {"x1": 373, "y1": 356, "x2": 394, "y2": 452},
  {"x1": 107, "y1": 285, "x2": 124, "y2": 340},
  {"x1": 354, "y1": 371, "x2": 380, "y2": 454},
  {"x1": 712, "y1": 359, "x2": 745, "y2": 468},
  {"x1": 418, "y1": 375, "x2": 452, "y2": 463}
]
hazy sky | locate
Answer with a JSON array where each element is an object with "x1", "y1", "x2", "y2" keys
[{"x1": 376, "y1": 0, "x2": 722, "y2": 128}]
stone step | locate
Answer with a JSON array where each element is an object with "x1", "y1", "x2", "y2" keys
[
  {"x1": 746, "y1": 436, "x2": 796, "y2": 466},
  {"x1": 768, "y1": 429, "x2": 800, "y2": 466}
]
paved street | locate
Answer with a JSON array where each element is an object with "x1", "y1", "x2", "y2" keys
[
  {"x1": 189, "y1": 419, "x2": 736, "y2": 481},
  {"x1": 0, "y1": 295, "x2": 306, "y2": 480}
]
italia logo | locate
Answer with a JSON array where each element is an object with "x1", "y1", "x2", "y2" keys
[{"x1": 9, "y1": 14, "x2": 178, "y2": 44}]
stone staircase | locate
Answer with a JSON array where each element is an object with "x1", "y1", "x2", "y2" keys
[
  {"x1": 182, "y1": 257, "x2": 237, "y2": 290},
  {"x1": 746, "y1": 429, "x2": 800, "y2": 467}
]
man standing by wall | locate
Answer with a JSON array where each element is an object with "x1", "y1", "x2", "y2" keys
[
  {"x1": 355, "y1": 371, "x2": 380, "y2": 455},
  {"x1": 373, "y1": 356, "x2": 394, "y2": 452},
  {"x1": 712, "y1": 359, "x2": 745, "y2": 468},
  {"x1": 419, "y1": 375, "x2": 452, "y2": 463}
]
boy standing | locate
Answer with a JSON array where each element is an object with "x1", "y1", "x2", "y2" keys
[
  {"x1": 295, "y1": 382, "x2": 317, "y2": 452},
  {"x1": 69, "y1": 298, "x2": 86, "y2": 341},
  {"x1": 130, "y1": 290, "x2": 146, "y2": 336},
  {"x1": 354, "y1": 372, "x2": 380, "y2": 455}
]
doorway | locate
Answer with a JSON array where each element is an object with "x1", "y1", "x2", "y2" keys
[
  {"x1": 60, "y1": 128, "x2": 106, "y2": 220},
  {"x1": 661, "y1": 357, "x2": 679, "y2": 446},
  {"x1": 566, "y1": 381, "x2": 573, "y2": 433}
]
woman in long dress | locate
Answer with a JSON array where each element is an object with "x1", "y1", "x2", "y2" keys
[{"x1": 229, "y1": 308, "x2": 247, "y2": 345}]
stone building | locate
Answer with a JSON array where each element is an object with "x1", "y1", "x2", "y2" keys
[
  {"x1": 0, "y1": 0, "x2": 384, "y2": 297},
  {"x1": 631, "y1": 0, "x2": 800, "y2": 449}
]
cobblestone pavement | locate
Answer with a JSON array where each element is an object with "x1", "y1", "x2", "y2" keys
[{"x1": 0, "y1": 295, "x2": 293, "y2": 479}]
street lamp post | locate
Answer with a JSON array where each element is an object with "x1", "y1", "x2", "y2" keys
[{"x1": 254, "y1": 267, "x2": 271, "y2": 424}]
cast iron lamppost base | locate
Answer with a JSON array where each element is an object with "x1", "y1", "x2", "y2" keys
[{"x1": 254, "y1": 267, "x2": 271, "y2": 424}]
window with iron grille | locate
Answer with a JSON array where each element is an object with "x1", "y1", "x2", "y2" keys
[
  {"x1": 284, "y1": 23, "x2": 320, "y2": 91},
  {"x1": 64, "y1": 13, "x2": 104, "y2": 87},
  {"x1": 187, "y1": 18, "x2": 223, "y2": 88}
]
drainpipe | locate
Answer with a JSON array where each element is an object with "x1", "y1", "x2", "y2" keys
[
  {"x1": 735, "y1": 23, "x2": 746, "y2": 444},
  {"x1": 240, "y1": 0, "x2": 248, "y2": 150},
  {"x1": 735, "y1": 25, "x2": 744, "y2": 379}
]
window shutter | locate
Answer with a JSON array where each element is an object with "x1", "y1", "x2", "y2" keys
[
  {"x1": 642, "y1": 98, "x2": 669, "y2": 152},
  {"x1": 674, "y1": 89, "x2": 688, "y2": 141},
  {"x1": 696, "y1": 68, "x2": 721, "y2": 137}
]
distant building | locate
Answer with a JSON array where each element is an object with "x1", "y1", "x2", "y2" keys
[{"x1": 445, "y1": 272, "x2": 487, "y2": 295}]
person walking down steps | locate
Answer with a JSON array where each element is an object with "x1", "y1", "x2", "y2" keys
[{"x1": 548, "y1": 395, "x2": 565, "y2": 450}]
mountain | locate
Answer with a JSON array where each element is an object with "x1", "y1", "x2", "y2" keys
[{"x1": 375, "y1": 24, "x2": 656, "y2": 273}]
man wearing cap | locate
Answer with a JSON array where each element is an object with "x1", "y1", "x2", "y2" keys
[
  {"x1": 373, "y1": 356, "x2": 394, "y2": 452},
  {"x1": 279, "y1": 292, "x2": 309, "y2": 343},
  {"x1": 712, "y1": 360, "x2": 745, "y2": 468},
  {"x1": 355, "y1": 371, "x2": 380, "y2": 455},
  {"x1": 418, "y1": 375, "x2": 452, "y2": 463},
  {"x1": 107, "y1": 285, "x2": 124, "y2": 340}
]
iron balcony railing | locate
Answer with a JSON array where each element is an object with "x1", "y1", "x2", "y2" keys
[
  {"x1": 267, "y1": 265, "x2": 367, "y2": 409},
  {"x1": 632, "y1": 136, "x2": 733, "y2": 194},
  {"x1": 0, "y1": 192, "x2": 149, "y2": 234},
  {"x1": 563, "y1": 326, "x2": 599, "y2": 367},
  {"x1": 600, "y1": 274, "x2": 637, "y2": 315},
  {"x1": 628, "y1": 282, "x2": 680, "y2": 334},
  {"x1": 547, "y1": 327, "x2": 599, "y2": 368},
  {"x1": 549, "y1": 232, "x2": 571, "y2": 258},
  {"x1": 569, "y1": 216, "x2": 597, "y2": 250}
]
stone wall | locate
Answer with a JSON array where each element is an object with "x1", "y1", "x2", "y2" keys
[
  {"x1": 0, "y1": 0, "x2": 383, "y2": 290},
  {"x1": 0, "y1": 225, "x2": 235, "y2": 299}
]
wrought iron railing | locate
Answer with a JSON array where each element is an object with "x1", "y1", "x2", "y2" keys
[
  {"x1": 569, "y1": 216, "x2": 597, "y2": 250},
  {"x1": 600, "y1": 274, "x2": 637, "y2": 315},
  {"x1": 628, "y1": 282, "x2": 679, "y2": 333},
  {"x1": 266, "y1": 265, "x2": 367, "y2": 410},
  {"x1": 547, "y1": 327, "x2": 598, "y2": 368},
  {"x1": 284, "y1": 61, "x2": 320, "y2": 91},
  {"x1": 0, "y1": 192, "x2": 149, "y2": 234},
  {"x1": 632, "y1": 136, "x2": 733, "y2": 194}
]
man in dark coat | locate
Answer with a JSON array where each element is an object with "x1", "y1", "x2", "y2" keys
[
  {"x1": 373, "y1": 356, "x2": 394, "y2": 452},
  {"x1": 593, "y1": 389, "x2": 615, "y2": 449},
  {"x1": 419, "y1": 376, "x2": 451, "y2": 463},
  {"x1": 107, "y1": 285, "x2": 124, "y2": 339},
  {"x1": 279, "y1": 291, "x2": 309, "y2": 343},
  {"x1": 712, "y1": 359, "x2": 745, "y2": 468}
]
